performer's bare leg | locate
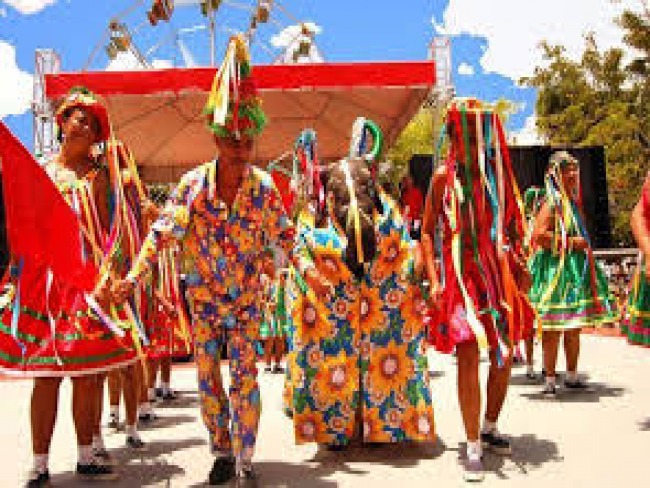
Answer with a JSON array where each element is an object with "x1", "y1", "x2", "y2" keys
[
  {"x1": 273, "y1": 337, "x2": 285, "y2": 371},
  {"x1": 263, "y1": 339, "x2": 273, "y2": 370},
  {"x1": 542, "y1": 330, "x2": 562, "y2": 396},
  {"x1": 484, "y1": 350, "x2": 512, "y2": 423},
  {"x1": 107, "y1": 370, "x2": 121, "y2": 428},
  {"x1": 122, "y1": 363, "x2": 145, "y2": 447},
  {"x1": 563, "y1": 329, "x2": 586, "y2": 388},
  {"x1": 31, "y1": 378, "x2": 63, "y2": 456},
  {"x1": 456, "y1": 341, "x2": 481, "y2": 442}
]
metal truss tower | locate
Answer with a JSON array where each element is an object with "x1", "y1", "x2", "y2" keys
[{"x1": 33, "y1": 49, "x2": 61, "y2": 159}]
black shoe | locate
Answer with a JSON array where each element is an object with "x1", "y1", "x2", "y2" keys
[
  {"x1": 481, "y1": 430, "x2": 512, "y2": 455},
  {"x1": 25, "y1": 470, "x2": 50, "y2": 488},
  {"x1": 155, "y1": 387, "x2": 164, "y2": 398},
  {"x1": 76, "y1": 459, "x2": 118, "y2": 481},
  {"x1": 126, "y1": 436, "x2": 147, "y2": 450},
  {"x1": 162, "y1": 390, "x2": 177, "y2": 401},
  {"x1": 138, "y1": 412, "x2": 158, "y2": 424},
  {"x1": 208, "y1": 456, "x2": 236, "y2": 485},
  {"x1": 324, "y1": 443, "x2": 347, "y2": 452},
  {"x1": 264, "y1": 365, "x2": 273, "y2": 373},
  {"x1": 564, "y1": 378, "x2": 590, "y2": 391},
  {"x1": 236, "y1": 465, "x2": 258, "y2": 488},
  {"x1": 272, "y1": 365, "x2": 285, "y2": 374}
]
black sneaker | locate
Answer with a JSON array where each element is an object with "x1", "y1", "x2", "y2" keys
[
  {"x1": 481, "y1": 430, "x2": 512, "y2": 455},
  {"x1": 76, "y1": 459, "x2": 118, "y2": 481},
  {"x1": 542, "y1": 383, "x2": 557, "y2": 399},
  {"x1": 564, "y1": 378, "x2": 590, "y2": 391},
  {"x1": 236, "y1": 465, "x2": 258, "y2": 488},
  {"x1": 126, "y1": 436, "x2": 147, "y2": 450},
  {"x1": 155, "y1": 387, "x2": 164, "y2": 398},
  {"x1": 138, "y1": 412, "x2": 158, "y2": 424},
  {"x1": 264, "y1": 365, "x2": 273, "y2": 373},
  {"x1": 25, "y1": 470, "x2": 50, "y2": 488},
  {"x1": 272, "y1": 364, "x2": 285, "y2": 374},
  {"x1": 208, "y1": 456, "x2": 236, "y2": 485},
  {"x1": 162, "y1": 390, "x2": 177, "y2": 401}
]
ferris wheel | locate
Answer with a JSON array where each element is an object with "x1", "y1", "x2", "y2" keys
[{"x1": 83, "y1": 0, "x2": 324, "y2": 71}]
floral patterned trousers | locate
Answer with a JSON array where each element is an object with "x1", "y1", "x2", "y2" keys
[{"x1": 192, "y1": 312, "x2": 260, "y2": 463}]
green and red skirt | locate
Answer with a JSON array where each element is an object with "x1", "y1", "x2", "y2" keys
[
  {"x1": 0, "y1": 266, "x2": 136, "y2": 377},
  {"x1": 623, "y1": 264, "x2": 650, "y2": 347}
]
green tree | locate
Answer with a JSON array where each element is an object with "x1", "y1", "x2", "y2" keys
[{"x1": 522, "y1": 7, "x2": 650, "y2": 246}]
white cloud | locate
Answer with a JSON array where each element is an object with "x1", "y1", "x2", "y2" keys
[
  {"x1": 1, "y1": 0, "x2": 56, "y2": 15},
  {"x1": 510, "y1": 115, "x2": 544, "y2": 146},
  {"x1": 458, "y1": 62, "x2": 475, "y2": 76},
  {"x1": 433, "y1": 0, "x2": 640, "y2": 80},
  {"x1": 106, "y1": 51, "x2": 173, "y2": 71},
  {"x1": 0, "y1": 7, "x2": 7, "y2": 16},
  {"x1": 0, "y1": 40, "x2": 33, "y2": 118},
  {"x1": 270, "y1": 22, "x2": 322, "y2": 48}
]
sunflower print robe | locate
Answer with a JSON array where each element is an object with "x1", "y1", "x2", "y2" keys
[{"x1": 288, "y1": 191, "x2": 435, "y2": 446}]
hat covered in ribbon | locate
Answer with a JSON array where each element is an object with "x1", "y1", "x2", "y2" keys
[{"x1": 204, "y1": 34, "x2": 266, "y2": 138}]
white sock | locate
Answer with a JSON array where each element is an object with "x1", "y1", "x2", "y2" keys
[
  {"x1": 482, "y1": 420, "x2": 497, "y2": 435},
  {"x1": 467, "y1": 440, "x2": 482, "y2": 461},
  {"x1": 33, "y1": 454, "x2": 48, "y2": 473},
  {"x1": 126, "y1": 424, "x2": 139, "y2": 439},
  {"x1": 214, "y1": 449, "x2": 232, "y2": 459},
  {"x1": 161, "y1": 382, "x2": 171, "y2": 395},
  {"x1": 567, "y1": 371, "x2": 578, "y2": 382},
  {"x1": 545, "y1": 375, "x2": 556, "y2": 387},
  {"x1": 139, "y1": 402, "x2": 152, "y2": 416},
  {"x1": 78, "y1": 445, "x2": 94, "y2": 464},
  {"x1": 237, "y1": 459, "x2": 253, "y2": 474},
  {"x1": 527, "y1": 364, "x2": 535, "y2": 375},
  {"x1": 109, "y1": 405, "x2": 119, "y2": 418},
  {"x1": 92, "y1": 434, "x2": 105, "y2": 451}
]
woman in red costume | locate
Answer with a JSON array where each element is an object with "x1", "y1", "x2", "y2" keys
[
  {"x1": 0, "y1": 88, "x2": 137, "y2": 486},
  {"x1": 422, "y1": 98, "x2": 533, "y2": 482}
]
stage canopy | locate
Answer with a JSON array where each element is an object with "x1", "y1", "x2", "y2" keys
[{"x1": 45, "y1": 61, "x2": 435, "y2": 183}]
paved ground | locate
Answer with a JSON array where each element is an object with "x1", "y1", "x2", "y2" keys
[{"x1": 2, "y1": 333, "x2": 650, "y2": 487}]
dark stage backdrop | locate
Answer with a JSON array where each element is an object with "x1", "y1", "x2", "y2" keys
[{"x1": 409, "y1": 145, "x2": 611, "y2": 249}]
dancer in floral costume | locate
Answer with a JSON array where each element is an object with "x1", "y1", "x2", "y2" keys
[
  {"x1": 624, "y1": 172, "x2": 650, "y2": 346},
  {"x1": 113, "y1": 35, "x2": 310, "y2": 487},
  {"x1": 287, "y1": 154, "x2": 435, "y2": 449}
]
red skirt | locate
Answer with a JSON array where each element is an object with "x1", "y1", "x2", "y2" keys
[
  {"x1": 0, "y1": 266, "x2": 136, "y2": 377},
  {"x1": 144, "y1": 307, "x2": 192, "y2": 359}
]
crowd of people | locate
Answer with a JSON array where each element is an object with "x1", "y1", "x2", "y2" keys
[{"x1": 1, "y1": 35, "x2": 649, "y2": 487}]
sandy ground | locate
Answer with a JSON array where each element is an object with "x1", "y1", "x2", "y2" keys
[{"x1": 1, "y1": 333, "x2": 648, "y2": 487}]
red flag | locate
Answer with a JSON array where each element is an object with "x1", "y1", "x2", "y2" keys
[{"x1": 0, "y1": 121, "x2": 96, "y2": 291}]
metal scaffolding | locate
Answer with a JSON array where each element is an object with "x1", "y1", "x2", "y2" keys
[{"x1": 32, "y1": 49, "x2": 61, "y2": 159}]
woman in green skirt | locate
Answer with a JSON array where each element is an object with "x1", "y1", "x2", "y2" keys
[
  {"x1": 529, "y1": 151, "x2": 617, "y2": 398},
  {"x1": 624, "y1": 173, "x2": 650, "y2": 346}
]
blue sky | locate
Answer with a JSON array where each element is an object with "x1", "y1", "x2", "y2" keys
[{"x1": 0, "y1": 0, "x2": 639, "y2": 150}]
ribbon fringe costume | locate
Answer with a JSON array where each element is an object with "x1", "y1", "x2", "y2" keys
[
  {"x1": 0, "y1": 130, "x2": 137, "y2": 376},
  {"x1": 624, "y1": 174, "x2": 650, "y2": 346},
  {"x1": 528, "y1": 154, "x2": 617, "y2": 330},
  {"x1": 426, "y1": 100, "x2": 534, "y2": 356}
]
